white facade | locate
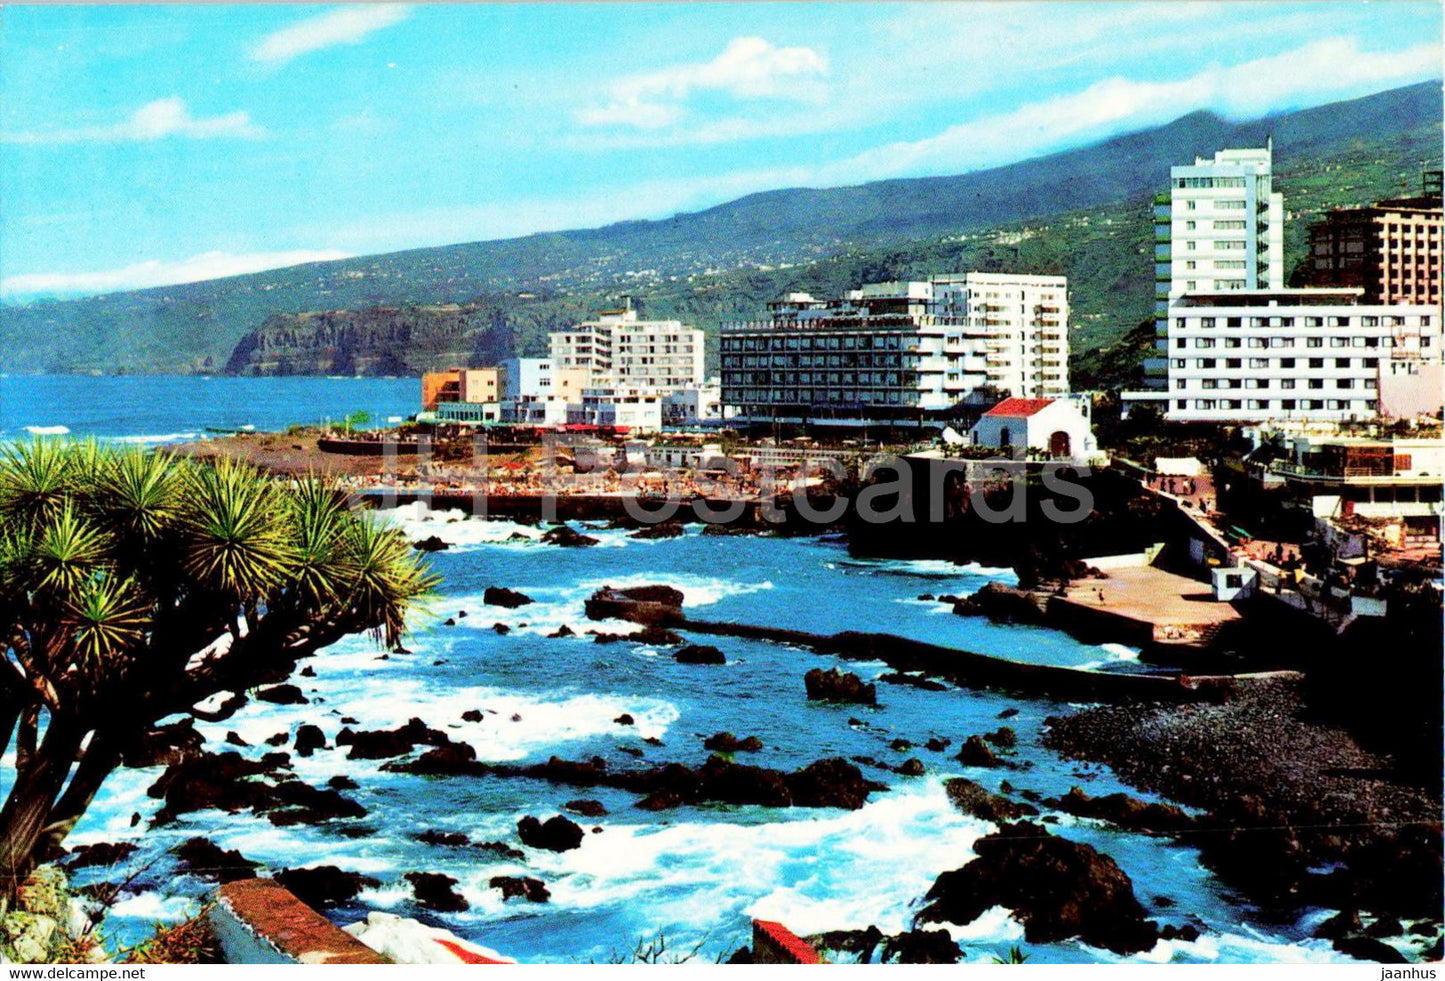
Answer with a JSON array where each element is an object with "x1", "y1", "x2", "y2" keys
[
  {"x1": 968, "y1": 396, "x2": 1098, "y2": 460},
  {"x1": 567, "y1": 388, "x2": 663, "y2": 432},
  {"x1": 1163, "y1": 288, "x2": 1441, "y2": 422},
  {"x1": 549, "y1": 307, "x2": 705, "y2": 396},
  {"x1": 720, "y1": 273, "x2": 1069, "y2": 424},
  {"x1": 662, "y1": 382, "x2": 724, "y2": 425},
  {"x1": 1147, "y1": 144, "x2": 1285, "y2": 390}
]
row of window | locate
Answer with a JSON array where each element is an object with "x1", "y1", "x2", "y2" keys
[
  {"x1": 1178, "y1": 337, "x2": 1405, "y2": 350},
  {"x1": 724, "y1": 389, "x2": 915, "y2": 405},
  {"x1": 1174, "y1": 356, "x2": 1380, "y2": 369},
  {"x1": 721, "y1": 334, "x2": 910, "y2": 352},
  {"x1": 725, "y1": 372, "x2": 909, "y2": 386},
  {"x1": 727, "y1": 354, "x2": 922, "y2": 369},
  {"x1": 1179, "y1": 378, "x2": 1376, "y2": 390},
  {"x1": 1173, "y1": 177, "x2": 1248, "y2": 188},
  {"x1": 1175, "y1": 314, "x2": 1432, "y2": 329},
  {"x1": 1175, "y1": 399, "x2": 1376, "y2": 412}
]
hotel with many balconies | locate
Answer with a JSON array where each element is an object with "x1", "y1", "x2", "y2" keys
[{"x1": 719, "y1": 273, "x2": 1069, "y2": 425}]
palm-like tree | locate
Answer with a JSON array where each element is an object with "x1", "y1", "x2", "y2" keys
[{"x1": 0, "y1": 440, "x2": 436, "y2": 905}]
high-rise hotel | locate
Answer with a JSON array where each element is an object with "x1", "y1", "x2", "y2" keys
[
  {"x1": 1135, "y1": 143, "x2": 1442, "y2": 424},
  {"x1": 719, "y1": 273, "x2": 1068, "y2": 425}
]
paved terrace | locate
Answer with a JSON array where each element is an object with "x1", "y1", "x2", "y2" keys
[{"x1": 1059, "y1": 564, "x2": 1242, "y2": 647}]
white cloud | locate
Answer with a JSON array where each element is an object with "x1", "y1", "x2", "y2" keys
[
  {"x1": 819, "y1": 37, "x2": 1445, "y2": 184},
  {"x1": 1, "y1": 250, "x2": 354, "y2": 300},
  {"x1": 578, "y1": 36, "x2": 828, "y2": 131},
  {"x1": 3, "y1": 97, "x2": 264, "y2": 145},
  {"x1": 250, "y1": 4, "x2": 409, "y2": 66}
]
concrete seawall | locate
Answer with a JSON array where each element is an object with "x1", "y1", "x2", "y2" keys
[{"x1": 676, "y1": 615, "x2": 1235, "y2": 704}]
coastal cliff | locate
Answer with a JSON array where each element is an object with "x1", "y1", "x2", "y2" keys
[{"x1": 223, "y1": 304, "x2": 516, "y2": 376}]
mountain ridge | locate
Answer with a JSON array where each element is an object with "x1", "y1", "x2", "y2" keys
[{"x1": 2, "y1": 81, "x2": 1440, "y2": 375}]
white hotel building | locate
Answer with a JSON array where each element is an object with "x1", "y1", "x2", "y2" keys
[
  {"x1": 720, "y1": 273, "x2": 1069, "y2": 424},
  {"x1": 1133, "y1": 142, "x2": 1444, "y2": 423},
  {"x1": 1164, "y1": 288, "x2": 1440, "y2": 423},
  {"x1": 548, "y1": 305, "x2": 706, "y2": 396}
]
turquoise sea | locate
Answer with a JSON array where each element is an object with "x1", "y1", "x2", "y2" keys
[{"x1": 0, "y1": 376, "x2": 1402, "y2": 963}]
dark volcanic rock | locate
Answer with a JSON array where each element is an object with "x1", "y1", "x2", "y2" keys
[
  {"x1": 896, "y1": 758, "x2": 925, "y2": 776},
  {"x1": 484, "y1": 586, "x2": 533, "y2": 609},
  {"x1": 943, "y1": 778, "x2": 1039, "y2": 822},
  {"x1": 490, "y1": 875, "x2": 551, "y2": 903},
  {"x1": 1314, "y1": 909, "x2": 1363, "y2": 940},
  {"x1": 787, "y1": 758, "x2": 882, "y2": 809},
  {"x1": 416, "y1": 830, "x2": 470, "y2": 847},
  {"x1": 955, "y1": 736, "x2": 1002, "y2": 768},
  {"x1": 564, "y1": 799, "x2": 608, "y2": 818},
  {"x1": 413, "y1": 535, "x2": 450, "y2": 552},
  {"x1": 613, "y1": 713, "x2": 635, "y2": 726},
  {"x1": 383, "y1": 742, "x2": 489, "y2": 777},
  {"x1": 123, "y1": 718, "x2": 206, "y2": 768},
  {"x1": 804, "y1": 668, "x2": 876, "y2": 705},
  {"x1": 462, "y1": 709, "x2": 485, "y2": 722},
  {"x1": 256, "y1": 684, "x2": 308, "y2": 705},
  {"x1": 276, "y1": 866, "x2": 380, "y2": 908},
  {"x1": 327, "y1": 775, "x2": 359, "y2": 791},
  {"x1": 917, "y1": 822, "x2": 1158, "y2": 955},
  {"x1": 476, "y1": 840, "x2": 526, "y2": 861},
  {"x1": 541, "y1": 525, "x2": 598, "y2": 548},
  {"x1": 924, "y1": 737, "x2": 951, "y2": 752},
  {"x1": 630, "y1": 521, "x2": 685, "y2": 540},
  {"x1": 619, "y1": 585, "x2": 686, "y2": 606},
  {"x1": 175, "y1": 837, "x2": 259, "y2": 883},
  {"x1": 584, "y1": 585, "x2": 682, "y2": 625},
  {"x1": 1047, "y1": 787, "x2": 1195, "y2": 835},
  {"x1": 492, "y1": 623, "x2": 511, "y2": 635},
  {"x1": 335, "y1": 718, "x2": 448, "y2": 760},
  {"x1": 1332, "y1": 937, "x2": 1407, "y2": 964},
  {"x1": 294, "y1": 724, "x2": 328, "y2": 758},
  {"x1": 674, "y1": 645, "x2": 726, "y2": 665},
  {"x1": 65, "y1": 842, "x2": 138, "y2": 869},
  {"x1": 549, "y1": 625, "x2": 575, "y2": 638},
  {"x1": 882, "y1": 929, "x2": 962, "y2": 964},
  {"x1": 983, "y1": 726, "x2": 1017, "y2": 749},
  {"x1": 877, "y1": 672, "x2": 948, "y2": 692},
  {"x1": 405, "y1": 872, "x2": 469, "y2": 912},
  {"x1": 518, "y1": 814, "x2": 585, "y2": 852}
]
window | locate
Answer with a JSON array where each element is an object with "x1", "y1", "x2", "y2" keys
[
  {"x1": 1199, "y1": 358, "x2": 1217, "y2": 368},
  {"x1": 1226, "y1": 358, "x2": 1242, "y2": 368},
  {"x1": 1280, "y1": 379, "x2": 1295, "y2": 390},
  {"x1": 1307, "y1": 338, "x2": 1323, "y2": 348},
  {"x1": 1200, "y1": 316, "x2": 1215, "y2": 327},
  {"x1": 1334, "y1": 358, "x2": 1351, "y2": 368},
  {"x1": 1280, "y1": 358, "x2": 1295, "y2": 368},
  {"x1": 1308, "y1": 358, "x2": 1324, "y2": 368}
]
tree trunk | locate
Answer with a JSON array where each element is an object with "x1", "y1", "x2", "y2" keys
[
  {"x1": 0, "y1": 715, "x2": 84, "y2": 906},
  {"x1": 36, "y1": 730, "x2": 121, "y2": 860}
]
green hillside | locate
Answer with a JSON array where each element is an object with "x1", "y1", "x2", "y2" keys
[{"x1": 1, "y1": 81, "x2": 1439, "y2": 377}]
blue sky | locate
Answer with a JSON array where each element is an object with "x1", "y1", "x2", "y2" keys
[{"x1": 2, "y1": 2, "x2": 1440, "y2": 299}]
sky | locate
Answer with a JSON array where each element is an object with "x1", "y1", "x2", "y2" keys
[{"x1": 1, "y1": 1, "x2": 1441, "y2": 300}]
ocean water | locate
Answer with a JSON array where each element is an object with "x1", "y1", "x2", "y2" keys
[
  {"x1": 0, "y1": 378, "x2": 1421, "y2": 963},
  {"x1": 0, "y1": 374, "x2": 418, "y2": 445},
  {"x1": 55, "y1": 518, "x2": 1397, "y2": 964}
]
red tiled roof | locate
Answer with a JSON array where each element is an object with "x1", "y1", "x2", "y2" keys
[
  {"x1": 983, "y1": 397, "x2": 1056, "y2": 418},
  {"x1": 753, "y1": 920, "x2": 821, "y2": 964}
]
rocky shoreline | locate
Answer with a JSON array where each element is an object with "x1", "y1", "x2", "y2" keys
[{"x1": 1044, "y1": 675, "x2": 1442, "y2": 962}]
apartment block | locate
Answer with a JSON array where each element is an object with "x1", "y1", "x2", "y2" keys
[
  {"x1": 1147, "y1": 144, "x2": 1285, "y2": 389},
  {"x1": 719, "y1": 273, "x2": 1069, "y2": 424},
  {"x1": 1301, "y1": 177, "x2": 1443, "y2": 306},
  {"x1": 1163, "y1": 288, "x2": 1440, "y2": 423},
  {"x1": 549, "y1": 305, "x2": 705, "y2": 396}
]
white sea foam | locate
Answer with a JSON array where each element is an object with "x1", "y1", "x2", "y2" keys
[
  {"x1": 1075, "y1": 643, "x2": 1144, "y2": 671},
  {"x1": 372, "y1": 505, "x2": 545, "y2": 550},
  {"x1": 111, "y1": 432, "x2": 203, "y2": 446},
  {"x1": 24, "y1": 424, "x2": 70, "y2": 435}
]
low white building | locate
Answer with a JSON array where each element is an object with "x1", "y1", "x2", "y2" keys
[
  {"x1": 567, "y1": 389, "x2": 663, "y2": 433},
  {"x1": 1162, "y1": 288, "x2": 1441, "y2": 423},
  {"x1": 662, "y1": 382, "x2": 724, "y2": 425},
  {"x1": 969, "y1": 396, "x2": 1098, "y2": 460}
]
